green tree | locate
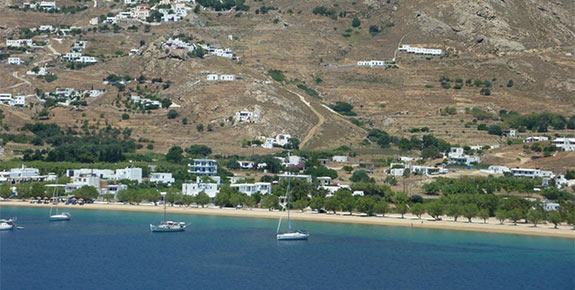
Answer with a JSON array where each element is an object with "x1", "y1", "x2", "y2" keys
[
  {"x1": 426, "y1": 202, "x2": 444, "y2": 220},
  {"x1": 73, "y1": 185, "x2": 100, "y2": 200},
  {"x1": 335, "y1": 189, "x2": 355, "y2": 215},
  {"x1": 356, "y1": 196, "x2": 376, "y2": 216},
  {"x1": 527, "y1": 210, "x2": 544, "y2": 227},
  {"x1": 495, "y1": 209, "x2": 507, "y2": 224},
  {"x1": 165, "y1": 146, "x2": 184, "y2": 163},
  {"x1": 547, "y1": 211, "x2": 563, "y2": 229},
  {"x1": 478, "y1": 209, "x2": 490, "y2": 224},
  {"x1": 507, "y1": 208, "x2": 523, "y2": 225},
  {"x1": 374, "y1": 201, "x2": 389, "y2": 217},
  {"x1": 462, "y1": 204, "x2": 479, "y2": 223},
  {"x1": 31, "y1": 183, "x2": 47, "y2": 198},
  {"x1": 195, "y1": 191, "x2": 210, "y2": 208},
  {"x1": 215, "y1": 186, "x2": 234, "y2": 208},
  {"x1": 182, "y1": 194, "x2": 195, "y2": 207},
  {"x1": 351, "y1": 17, "x2": 361, "y2": 27},
  {"x1": 186, "y1": 145, "x2": 212, "y2": 157},
  {"x1": 396, "y1": 203, "x2": 408, "y2": 219},
  {"x1": 343, "y1": 165, "x2": 353, "y2": 174},
  {"x1": 260, "y1": 194, "x2": 279, "y2": 210},
  {"x1": 324, "y1": 197, "x2": 339, "y2": 214},
  {"x1": 0, "y1": 184, "x2": 12, "y2": 199},
  {"x1": 566, "y1": 212, "x2": 575, "y2": 230},
  {"x1": 446, "y1": 204, "x2": 463, "y2": 222},
  {"x1": 167, "y1": 110, "x2": 179, "y2": 119},
  {"x1": 310, "y1": 196, "x2": 325, "y2": 212},
  {"x1": 410, "y1": 203, "x2": 425, "y2": 219},
  {"x1": 292, "y1": 199, "x2": 309, "y2": 212},
  {"x1": 102, "y1": 193, "x2": 115, "y2": 202}
]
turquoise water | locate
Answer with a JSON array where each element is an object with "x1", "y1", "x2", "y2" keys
[{"x1": 1, "y1": 206, "x2": 573, "y2": 290}]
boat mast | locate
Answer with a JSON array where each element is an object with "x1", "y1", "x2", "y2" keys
[
  {"x1": 287, "y1": 178, "x2": 291, "y2": 231},
  {"x1": 161, "y1": 192, "x2": 167, "y2": 223}
]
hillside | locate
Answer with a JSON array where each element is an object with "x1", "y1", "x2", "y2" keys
[{"x1": 1, "y1": 0, "x2": 574, "y2": 156}]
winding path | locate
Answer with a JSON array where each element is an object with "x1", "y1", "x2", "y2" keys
[
  {"x1": 8, "y1": 72, "x2": 31, "y2": 89},
  {"x1": 285, "y1": 88, "x2": 325, "y2": 148}
]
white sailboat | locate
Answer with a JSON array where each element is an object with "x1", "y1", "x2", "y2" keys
[
  {"x1": 48, "y1": 183, "x2": 71, "y2": 221},
  {"x1": 0, "y1": 218, "x2": 16, "y2": 231},
  {"x1": 150, "y1": 192, "x2": 187, "y2": 232},
  {"x1": 276, "y1": 178, "x2": 309, "y2": 241}
]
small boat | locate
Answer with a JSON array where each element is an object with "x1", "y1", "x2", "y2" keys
[
  {"x1": 150, "y1": 192, "x2": 187, "y2": 232},
  {"x1": 48, "y1": 183, "x2": 71, "y2": 222},
  {"x1": 0, "y1": 218, "x2": 16, "y2": 231},
  {"x1": 276, "y1": 178, "x2": 309, "y2": 241}
]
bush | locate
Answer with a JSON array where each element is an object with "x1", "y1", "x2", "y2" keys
[
  {"x1": 121, "y1": 113, "x2": 130, "y2": 120},
  {"x1": 351, "y1": 17, "x2": 361, "y2": 27},
  {"x1": 480, "y1": 88, "x2": 491, "y2": 96},
  {"x1": 268, "y1": 69, "x2": 285, "y2": 82},
  {"x1": 506, "y1": 80, "x2": 514, "y2": 87},
  {"x1": 487, "y1": 125, "x2": 502, "y2": 136},
  {"x1": 167, "y1": 110, "x2": 178, "y2": 119}
]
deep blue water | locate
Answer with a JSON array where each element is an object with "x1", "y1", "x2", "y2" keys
[{"x1": 1, "y1": 206, "x2": 573, "y2": 290}]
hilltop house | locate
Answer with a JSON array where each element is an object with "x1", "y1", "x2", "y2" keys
[
  {"x1": 6, "y1": 39, "x2": 33, "y2": 48},
  {"x1": 502, "y1": 130, "x2": 516, "y2": 137},
  {"x1": 332, "y1": 155, "x2": 348, "y2": 163},
  {"x1": 448, "y1": 147, "x2": 480, "y2": 166},
  {"x1": 8, "y1": 57, "x2": 23, "y2": 65},
  {"x1": 525, "y1": 136, "x2": 549, "y2": 143},
  {"x1": 278, "y1": 173, "x2": 312, "y2": 183},
  {"x1": 0, "y1": 94, "x2": 26, "y2": 107},
  {"x1": 398, "y1": 45, "x2": 442, "y2": 56},
  {"x1": 357, "y1": 60, "x2": 386, "y2": 67},
  {"x1": 552, "y1": 138, "x2": 575, "y2": 151},
  {"x1": 235, "y1": 110, "x2": 260, "y2": 123},
  {"x1": 262, "y1": 134, "x2": 292, "y2": 149},
  {"x1": 38, "y1": 1, "x2": 57, "y2": 10}
]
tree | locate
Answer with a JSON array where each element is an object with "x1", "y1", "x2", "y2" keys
[
  {"x1": 488, "y1": 125, "x2": 502, "y2": 136},
  {"x1": 446, "y1": 204, "x2": 462, "y2": 222},
  {"x1": 324, "y1": 197, "x2": 339, "y2": 214},
  {"x1": 335, "y1": 189, "x2": 355, "y2": 215},
  {"x1": 478, "y1": 209, "x2": 490, "y2": 224},
  {"x1": 343, "y1": 165, "x2": 353, "y2": 174},
  {"x1": 495, "y1": 209, "x2": 507, "y2": 224},
  {"x1": 356, "y1": 197, "x2": 376, "y2": 216},
  {"x1": 167, "y1": 110, "x2": 178, "y2": 119},
  {"x1": 396, "y1": 203, "x2": 408, "y2": 219},
  {"x1": 507, "y1": 208, "x2": 523, "y2": 225},
  {"x1": 566, "y1": 212, "x2": 575, "y2": 230},
  {"x1": 310, "y1": 196, "x2": 324, "y2": 212},
  {"x1": 165, "y1": 146, "x2": 184, "y2": 163},
  {"x1": 102, "y1": 193, "x2": 115, "y2": 202},
  {"x1": 527, "y1": 210, "x2": 544, "y2": 227},
  {"x1": 73, "y1": 185, "x2": 100, "y2": 200},
  {"x1": 260, "y1": 194, "x2": 279, "y2": 211},
  {"x1": 31, "y1": 183, "x2": 47, "y2": 198},
  {"x1": 182, "y1": 194, "x2": 195, "y2": 207},
  {"x1": 351, "y1": 17, "x2": 361, "y2": 27},
  {"x1": 292, "y1": 199, "x2": 309, "y2": 212},
  {"x1": 195, "y1": 191, "x2": 210, "y2": 208},
  {"x1": 392, "y1": 192, "x2": 409, "y2": 205},
  {"x1": 426, "y1": 202, "x2": 444, "y2": 220},
  {"x1": 374, "y1": 201, "x2": 389, "y2": 217},
  {"x1": 547, "y1": 211, "x2": 563, "y2": 229},
  {"x1": 186, "y1": 144, "x2": 212, "y2": 157},
  {"x1": 462, "y1": 204, "x2": 479, "y2": 223},
  {"x1": 215, "y1": 186, "x2": 233, "y2": 208},
  {"x1": 350, "y1": 170, "x2": 374, "y2": 183},
  {"x1": 0, "y1": 184, "x2": 12, "y2": 199},
  {"x1": 122, "y1": 113, "x2": 130, "y2": 120},
  {"x1": 410, "y1": 203, "x2": 425, "y2": 219}
]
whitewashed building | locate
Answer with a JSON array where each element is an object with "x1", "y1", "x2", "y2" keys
[
  {"x1": 189, "y1": 159, "x2": 218, "y2": 176},
  {"x1": 448, "y1": 147, "x2": 480, "y2": 166},
  {"x1": 235, "y1": 111, "x2": 260, "y2": 123},
  {"x1": 525, "y1": 136, "x2": 549, "y2": 143},
  {"x1": 150, "y1": 173, "x2": 175, "y2": 184},
  {"x1": 399, "y1": 45, "x2": 443, "y2": 56},
  {"x1": 230, "y1": 182, "x2": 272, "y2": 195},
  {"x1": 510, "y1": 168, "x2": 554, "y2": 179},
  {"x1": 332, "y1": 155, "x2": 348, "y2": 163},
  {"x1": 6, "y1": 39, "x2": 33, "y2": 48},
  {"x1": 8, "y1": 57, "x2": 23, "y2": 65},
  {"x1": 552, "y1": 138, "x2": 575, "y2": 151},
  {"x1": 114, "y1": 167, "x2": 143, "y2": 183}
]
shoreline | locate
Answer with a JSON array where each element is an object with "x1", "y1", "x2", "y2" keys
[{"x1": 2, "y1": 200, "x2": 574, "y2": 239}]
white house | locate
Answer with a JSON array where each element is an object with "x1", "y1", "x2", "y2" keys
[
  {"x1": 235, "y1": 111, "x2": 260, "y2": 123},
  {"x1": 502, "y1": 130, "x2": 516, "y2": 138},
  {"x1": 448, "y1": 147, "x2": 480, "y2": 165},
  {"x1": 77, "y1": 56, "x2": 98, "y2": 63},
  {"x1": 63, "y1": 52, "x2": 82, "y2": 61},
  {"x1": 238, "y1": 161, "x2": 256, "y2": 169},
  {"x1": 480, "y1": 166, "x2": 510, "y2": 175},
  {"x1": 357, "y1": 60, "x2": 386, "y2": 67},
  {"x1": 150, "y1": 173, "x2": 175, "y2": 184},
  {"x1": 27, "y1": 67, "x2": 48, "y2": 76},
  {"x1": 399, "y1": 45, "x2": 442, "y2": 56},
  {"x1": 124, "y1": 0, "x2": 139, "y2": 4},
  {"x1": 261, "y1": 134, "x2": 292, "y2": 149},
  {"x1": 317, "y1": 176, "x2": 331, "y2": 186},
  {"x1": 38, "y1": 25, "x2": 55, "y2": 32},
  {"x1": 11, "y1": 96, "x2": 26, "y2": 107},
  {"x1": 114, "y1": 167, "x2": 143, "y2": 183},
  {"x1": 332, "y1": 155, "x2": 348, "y2": 163},
  {"x1": 38, "y1": 1, "x2": 57, "y2": 10},
  {"x1": 219, "y1": 75, "x2": 236, "y2": 81},
  {"x1": 6, "y1": 39, "x2": 33, "y2": 48},
  {"x1": 189, "y1": 159, "x2": 218, "y2": 176},
  {"x1": 206, "y1": 74, "x2": 219, "y2": 81},
  {"x1": 66, "y1": 169, "x2": 116, "y2": 179},
  {"x1": 7, "y1": 57, "x2": 22, "y2": 65},
  {"x1": 525, "y1": 136, "x2": 549, "y2": 143},
  {"x1": 278, "y1": 173, "x2": 312, "y2": 183},
  {"x1": 510, "y1": 168, "x2": 554, "y2": 179},
  {"x1": 322, "y1": 184, "x2": 351, "y2": 195},
  {"x1": 182, "y1": 180, "x2": 219, "y2": 198},
  {"x1": 230, "y1": 182, "x2": 272, "y2": 195},
  {"x1": 552, "y1": 138, "x2": 575, "y2": 151}
]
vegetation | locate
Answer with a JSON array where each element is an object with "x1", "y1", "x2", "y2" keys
[{"x1": 268, "y1": 69, "x2": 286, "y2": 82}]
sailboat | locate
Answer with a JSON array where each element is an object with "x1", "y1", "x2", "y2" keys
[
  {"x1": 49, "y1": 183, "x2": 71, "y2": 221},
  {"x1": 0, "y1": 218, "x2": 16, "y2": 230},
  {"x1": 150, "y1": 192, "x2": 187, "y2": 232},
  {"x1": 276, "y1": 178, "x2": 309, "y2": 241}
]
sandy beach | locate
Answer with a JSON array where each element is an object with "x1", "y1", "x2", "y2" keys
[{"x1": 2, "y1": 200, "x2": 574, "y2": 239}]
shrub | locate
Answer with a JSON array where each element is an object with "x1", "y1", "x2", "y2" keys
[
  {"x1": 121, "y1": 113, "x2": 130, "y2": 120},
  {"x1": 351, "y1": 17, "x2": 361, "y2": 27},
  {"x1": 167, "y1": 110, "x2": 178, "y2": 119},
  {"x1": 268, "y1": 69, "x2": 285, "y2": 82}
]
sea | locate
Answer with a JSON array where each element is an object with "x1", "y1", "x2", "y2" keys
[{"x1": 1, "y1": 206, "x2": 573, "y2": 290}]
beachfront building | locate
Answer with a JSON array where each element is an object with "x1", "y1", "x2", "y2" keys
[
  {"x1": 510, "y1": 168, "x2": 554, "y2": 179},
  {"x1": 230, "y1": 182, "x2": 272, "y2": 195},
  {"x1": 189, "y1": 159, "x2": 218, "y2": 176},
  {"x1": 114, "y1": 167, "x2": 143, "y2": 183},
  {"x1": 182, "y1": 177, "x2": 219, "y2": 198},
  {"x1": 322, "y1": 184, "x2": 352, "y2": 196},
  {"x1": 150, "y1": 173, "x2": 175, "y2": 184},
  {"x1": 66, "y1": 169, "x2": 116, "y2": 179},
  {"x1": 552, "y1": 138, "x2": 575, "y2": 151},
  {"x1": 0, "y1": 165, "x2": 56, "y2": 184}
]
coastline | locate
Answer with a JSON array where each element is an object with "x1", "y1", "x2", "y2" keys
[{"x1": 2, "y1": 200, "x2": 574, "y2": 239}]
